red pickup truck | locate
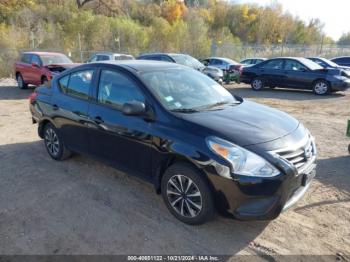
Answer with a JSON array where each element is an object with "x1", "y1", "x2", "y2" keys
[{"x1": 14, "y1": 51, "x2": 79, "y2": 89}]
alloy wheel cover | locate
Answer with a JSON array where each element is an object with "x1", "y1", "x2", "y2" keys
[
  {"x1": 166, "y1": 174, "x2": 202, "y2": 218},
  {"x1": 45, "y1": 128, "x2": 60, "y2": 156}
]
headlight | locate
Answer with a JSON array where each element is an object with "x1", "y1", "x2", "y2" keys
[
  {"x1": 207, "y1": 136, "x2": 280, "y2": 178},
  {"x1": 334, "y1": 75, "x2": 349, "y2": 81}
]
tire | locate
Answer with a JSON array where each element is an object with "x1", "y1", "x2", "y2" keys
[
  {"x1": 16, "y1": 73, "x2": 27, "y2": 89},
  {"x1": 43, "y1": 123, "x2": 71, "y2": 160},
  {"x1": 161, "y1": 162, "x2": 215, "y2": 225},
  {"x1": 251, "y1": 77, "x2": 264, "y2": 91},
  {"x1": 313, "y1": 80, "x2": 330, "y2": 95}
]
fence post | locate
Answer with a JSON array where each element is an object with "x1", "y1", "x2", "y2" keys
[{"x1": 78, "y1": 33, "x2": 83, "y2": 63}]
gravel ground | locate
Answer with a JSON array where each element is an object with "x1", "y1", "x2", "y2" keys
[{"x1": 0, "y1": 79, "x2": 349, "y2": 258}]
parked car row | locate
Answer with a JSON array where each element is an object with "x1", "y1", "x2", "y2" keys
[{"x1": 14, "y1": 50, "x2": 350, "y2": 96}]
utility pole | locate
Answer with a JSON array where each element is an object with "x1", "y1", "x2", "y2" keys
[
  {"x1": 78, "y1": 33, "x2": 83, "y2": 62},
  {"x1": 30, "y1": 31, "x2": 35, "y2": 49},
  {"x1": 115, "y1": 36, "x2": 121, "y2": 52},
  {"x1": 320, "y1": 34, "x2": 325, "y2": 56}
]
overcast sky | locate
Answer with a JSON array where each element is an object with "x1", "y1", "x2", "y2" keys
[{"x1": 235, "y1": 0, "x2": 349, "y2": 40}]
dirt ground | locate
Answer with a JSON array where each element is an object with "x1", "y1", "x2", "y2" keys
[{"x1": 0, "y1": 79, "x2": 349, "y2": 258}]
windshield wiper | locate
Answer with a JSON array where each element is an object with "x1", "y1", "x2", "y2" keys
[
  {"x1": 170, "y1": 108, "x2": 200, "y2": 113},
  {"x1": 201, "y1": 101, "x2": 240, "y2": 110}
]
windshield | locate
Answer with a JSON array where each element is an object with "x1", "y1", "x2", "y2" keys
[
  {"x1": 115, "y1": 55, "x2": 134, "y2": 60},
  {"x1": 299, "y1": 58, "x2": 323, "y2": 70},
  {"x1": 319, "y1": 58, "x2": 339, "y2": 67},
  {"x1": 170, "y1": 54, "x2": 204, "y2": 69},
  {"x1": 40, "y1": 54, "x2": 73, "y2": 65},
  {"x1": 140, "y1": 68, "x2": 237, "y2": 111},
  {"x1": 222, "y1": 58, "x2": 239, "y2": 65}
]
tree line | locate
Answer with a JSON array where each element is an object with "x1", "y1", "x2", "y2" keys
[{"x1": 0, "y1": 0, "x2": 348, "y2": 66}]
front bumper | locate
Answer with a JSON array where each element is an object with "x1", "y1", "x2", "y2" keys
[
  {"x1": 204, "y1": 152, "x2": 316, "y2": 220},
  {"x1": 331, "y1": 79, "x2": 350, "y2": 91}
]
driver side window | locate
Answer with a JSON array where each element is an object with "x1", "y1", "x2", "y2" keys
[
  {"x1": 31, "y1": 55, "x2": 42, "y2": 66},
  {"x1": 97, "y1": 69, "x2": 145, "y2": 109}
]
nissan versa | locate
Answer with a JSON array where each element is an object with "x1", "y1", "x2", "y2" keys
[{"x1": 29, "y1": 61, "x2": 317, "y2": 225}]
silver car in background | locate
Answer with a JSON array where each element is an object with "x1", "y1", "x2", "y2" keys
[{"x1": 87, "y1": 52, "x2": 134, "y2": 63}]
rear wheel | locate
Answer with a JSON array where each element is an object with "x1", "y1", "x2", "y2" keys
[
  {"x1": 16, "y1": 73, "x2": 27, "y2": 89},
  {"x1": 43, "y1": 123, "x2": 71, "y2": 160},
  {"x1": 161, "y1": 162, "x2": 215, "y2": 225},
  {"x1": 251, "y1": 77, "x2": 264, "y2": 91},
  {"x1": 313, "y1": 80, "x2": 330, "y2": 95}
]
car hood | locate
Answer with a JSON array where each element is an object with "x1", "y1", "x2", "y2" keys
[
  {"x1": 180, "y1": 100, "x2": 299, "y2": 146},
  {"x1": 45, "y1": 63, "x2": 80, "y2": 69}
]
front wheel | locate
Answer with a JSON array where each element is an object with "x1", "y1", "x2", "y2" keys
[
  {"x1": 313, "y1": 80, "x2": 330, "y2": 95},
  {"x1": 161, "y1": 163, "x2": 215, "y2": 225},
  {"x1": 43, "y1": 123, "x2": 71, "y2": 160},
  {"x1": 251, "y1": 77, "x2": 264, "y2": 91}
]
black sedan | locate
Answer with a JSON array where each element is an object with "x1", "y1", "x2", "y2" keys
[
  {"x1": 241, "y1": 57, "x2": 350, "y2": 95},
  {"x1": 331, "y1": 56, "x2": 350, "y2": 67},
  {"x1": 307, "y1": 57, "x2": 350, "y2": 71},
  {"x1": 30, "y1": 61, "x2": 316, "y2": 224}
]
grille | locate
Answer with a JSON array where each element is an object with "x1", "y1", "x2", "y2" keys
[{"x1": 272, "y1": 135, "x2": 316, "y2": 174}]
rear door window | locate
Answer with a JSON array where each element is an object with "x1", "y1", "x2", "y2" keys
[
  {"x1": 97, "y1": 55, "x2": 110, "y2": 61},
  {"x1": 261, "y1": 59, "x2": 284, "y2": 70},
  {"x1": 58, "y1": 70, "x2": 94, "y2": 100}
]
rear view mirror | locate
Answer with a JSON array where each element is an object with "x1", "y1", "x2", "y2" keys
[
  {"x1": 122, "y1": 101, "x2": 146, "y2": 116},
  {"x1": 32, "y1": 62, "x2": 40, "y2": 68}
]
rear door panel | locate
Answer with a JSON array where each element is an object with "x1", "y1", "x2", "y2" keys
[{"x1": 51, "y1": 68, "x2": 97, "y2": 154}]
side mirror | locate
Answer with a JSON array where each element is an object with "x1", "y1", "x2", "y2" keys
[
  {"x1": 32, "y1": 62, "x2": 40, "y2": 68},
  {"x1": 122, "y1": 101, "x2": 146, "y2": 116}
]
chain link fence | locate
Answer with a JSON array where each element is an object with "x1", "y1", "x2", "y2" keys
[
  {"x1": 2, "y1": 44, "x2": 350, "y2": 78},
  {"x1": 211, "y1": 44, "x2": 350, "y2": 61}
]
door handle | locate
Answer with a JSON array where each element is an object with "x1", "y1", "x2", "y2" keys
[
  {"x1": 93, "y1": 116, "x2": 104, "y2": 124},
  {"x1": 52, "y1": 104, "x2": 59, "y2": 111}
]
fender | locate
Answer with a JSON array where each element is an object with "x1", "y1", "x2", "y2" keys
[{"x1": 152, "y1": 139, "x2": 215, "y2": 193}]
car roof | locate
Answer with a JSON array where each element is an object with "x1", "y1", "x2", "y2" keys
[
  {"x1": 138, "y1": 53, "x2": 188, "y2": 57},
  {"x1": 266, "y1": 57, "x2": 307, "y2": 61},
  {"x1": 89, "y1": 60, "x2": 186, "y2": 72},
  {"x1": 207, "y1": 57, "x2": 236, "y2": 61},
  {"x1": 21, "y1": 51, "x2": 65, "y2": 56},
  {"x1": 331, "y1": 56, "x2": 350, "y2": 60},
  {"x1": 94, "y1": 52, "x2": 133, "y2": 56},
  {"x1": 241, "y1": 57, "x2": 267, "y2": 60}
]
